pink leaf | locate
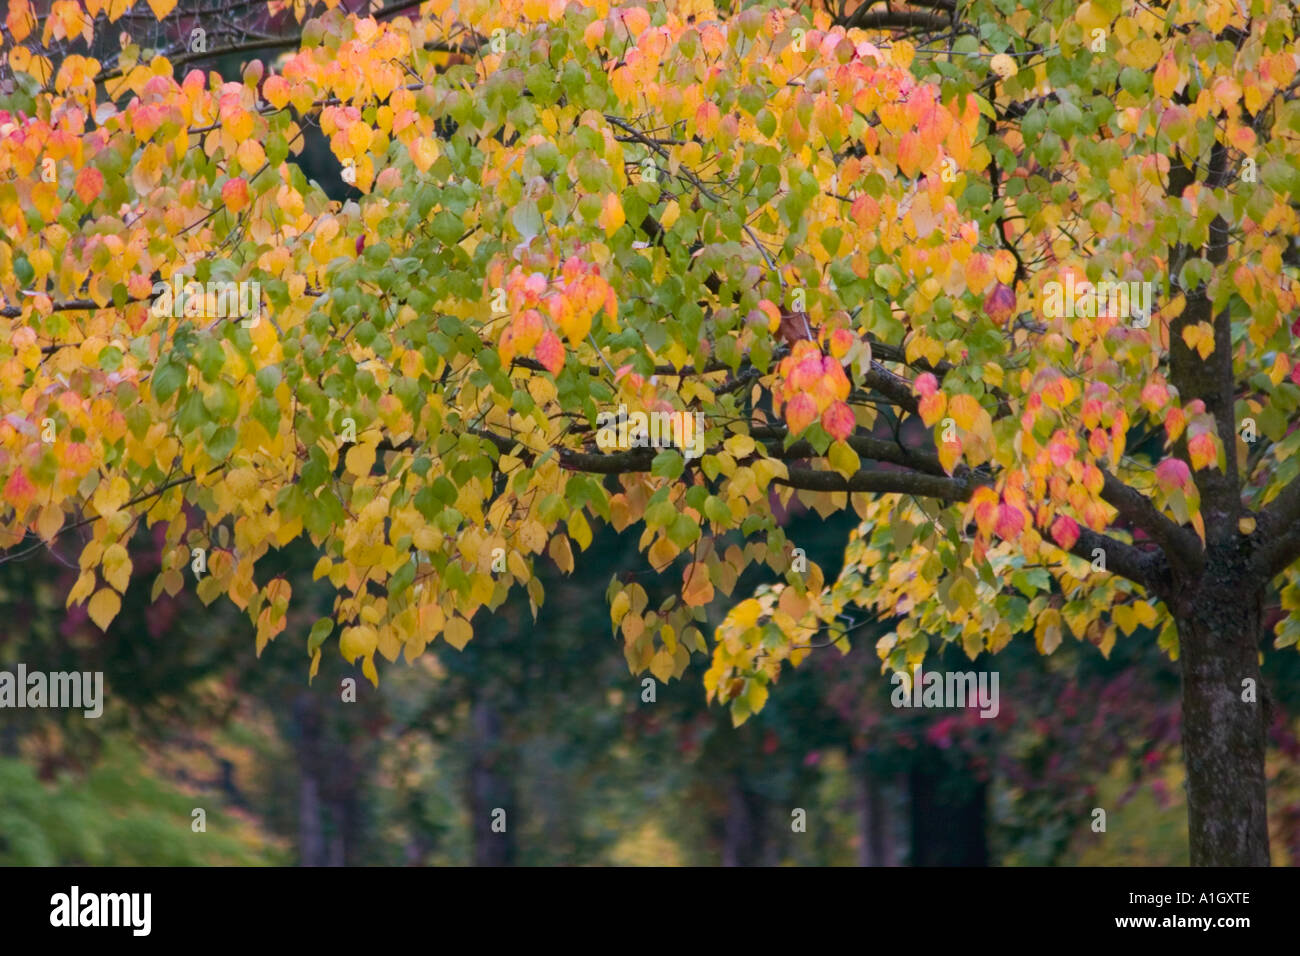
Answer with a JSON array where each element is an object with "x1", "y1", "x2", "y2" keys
[
  {"x1": 1154, "y1": 458, "x2": 1191, "y2": 490},
  {"x1": 1051, "y1": 515, "x2": 1080, "y2": 551},
  {"x1": 995, "y1": 503, "x2": 1024, "y2": 540},
  {"x1": 821, "y1": 401, "x2": 855, "y2": 441}
]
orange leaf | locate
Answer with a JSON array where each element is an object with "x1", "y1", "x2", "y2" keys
[{"x1": 682, "y1": 563, "x2": 715, "y2": 607}]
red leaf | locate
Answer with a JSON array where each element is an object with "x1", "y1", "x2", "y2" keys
[
  {"x1": 821, "y1": 401, "x2": 854, "y2": 441},
  {"x1": 983, "y1": 282, "x2": 1016, "y2": 325},
  {"x1": 535, "y1": 329, "x2": 565, "y2": 374},
  {"x1": 222, "y1": 177, "x2": 249, "y2": 214},
  {"x1": 995, "y1": 503, "x2": 1024, "y2": 540},
  {"x1": 1051, "y1": 515, "x2": 1080, "y2": 550},
  {"x1": 3, "y1": 467, "x2": 36, "y2": 513},
  {"x1": 74, "y1": 167, "x2": 103, "y2": 204}
]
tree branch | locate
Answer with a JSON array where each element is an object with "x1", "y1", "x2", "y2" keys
[
  {"x1": 1067, "y1": 526, "x2": 1172, "y2": 597},
  {"x1": 1100, "y1": 470, "x2": 1203, "y2": 575},
  {"x1": 750, "y1": 424, "x2": 946, "y2": 475},
  {"x1": 464, "y1": 426, "x2": 976, "y2": 497},
  {"x1": 840, "y1": 8, "x2": 954, "y2": 31},
  {"x1": 1251, "y1": 477, "x2": 1300, "y2": 579},
  {"x1": 776, "y1": 465, "x2": 979, "y2": 499}
]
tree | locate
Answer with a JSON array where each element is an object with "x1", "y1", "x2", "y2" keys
[{"x1": 1, "y1": 0, "x2": 1297, "y2": 866}]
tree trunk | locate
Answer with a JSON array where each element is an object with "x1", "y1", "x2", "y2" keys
[
  {"x1": 468, "y1": 700, "x2": 516, "y2": 866},
  {"x1": 721, "y1": 775, "x2": 765, "y2": 866},
  {"x1": 857, "y1": 767, "x2": 892, "y2": 866},
  {"x1": 298, "y1": 774, "x2": 326, "y2": 867},
  {"x1": 1175, "y1": 578, "x2": 1271, "y2": 865},
  {"x1": 293, "y1": 693, "x2": 328, "y2": 867},
  {"x1": 909, "y1": 748, "x2": 988, "y2": 866}
]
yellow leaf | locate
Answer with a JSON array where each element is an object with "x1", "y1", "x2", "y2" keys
[
  {"x1": 1074, "y1": 2, "x2": 1109, "y2": 32},
  {"x1": 622, "y1": 613, "x2": 645, "y2": 643},
  {"x1": 599, "y1": 192, "x2": 625, "y2": 237},
  {"x1": 828, "y1": 440, "x2": 860, "y2": 477},
  {"x1": 1181, "y1": 321, "x2": 1215, "y2": 360},
  {"x1": 93, "y1": 475, "x2": 130, "y2": 516},
  {"x1": 444, "y1": 616, "x2": 473, "y2": 650},
  {"x1": 731, "y1": 598, "x2": 762, "y2": 630},
  {"x1": 1206, "y1": 0, "x2": 1231, "y2": 33},
  {"x1": 992, "y1": 250, "x2": 1017, "y2": 284},
  {"x1": 650, "y1": 648, "x2": 675, "y2": 683},
  {"x1": 339, "y1": 624, "x2": 377, "y2": 662},
  {"x1": 1035, "y1": 608, "x2": 1062, "y2": 653},
  {"x1": 648, "y1": 535, "x2": 679, "y2": 570},
  {"x1": 948, "y1": 393, "x2": 983, "y2": 431},
  {"x1": 68, "y1": 569, "x2": 96, "y2": 607},
  {"x1": 36, "y1": 504, "x2": 63, "y2": 541},
  {"x1": 989, "y1": 54, "x2": 1017, "y2": 80},
  {"x1": 146, "y1": 0, "x2": 177, "y2": 17},
  {"x1": 410, "y1": 137, "x2": 439, "y2": 172},
  {"x1": 611, "y1": 590, "x2": 631, "y2": 627},
  {"x1": 1153, "y1": 54, "x2": 1180, "y2": 99},
  {"x1": 890, "y1": 40, "x2": 915, "y2": 69},
  {"x1": 549, "y1": 534, "x2": 575, "y2": 573},
  {"x1": 1133, "y1": 601, "x2": 1158, "y2": 628},
  {"x1": 938, "y1": 440, "x2": 962, "y2": 474},
  {"x1": 519, "y1": 520, "x2": 547, "y2": 553},
  {"x1": 1127, "y1": 36, "x2": 1162, "y2": 71},
  {"x1": 660, "y1": 199, "x2": 680, "y2": 230},
  {"x1": 507, "y1": 549, "x2": 530, "y2": 580},
  {"x1": 104, "y1": 552, "x2": 132, "y2": 593},
  {"x1": 345, "y1": 440, "x2": 377, "y2": 477},
  {"x1": 88, "y1": 588, "x2": 121, "y2": 631},
  {"x1": 558, "y1": 297, "x2": 592, "y2": 345},
  {"x1": 724, "y1": 434, "x2": 755, "y2": 458},
  {"x1": 196, "y1": 575, "x2": 223, "y2": 606},
  {"x1": 568, "y1": 510, "x2": 592, "y2": 550}
]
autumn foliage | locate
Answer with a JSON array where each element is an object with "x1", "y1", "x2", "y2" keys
[{"x1": 2, "y1": 0, "x2": 1299, "y2": 864}]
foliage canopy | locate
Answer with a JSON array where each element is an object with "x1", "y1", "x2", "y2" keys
[{"x1": 1, "y1": 0, "x2": 1298, "y2": 831}]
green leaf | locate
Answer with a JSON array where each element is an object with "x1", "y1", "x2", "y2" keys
[
  {"x1": 308, "y1": 618, "x2": 333, "y2": 654},
  {"x1": 651, "y1": 449, "x2": 685, "y2": 480},
  {"x1": 152, "y1": 361, "x2": 186, "y2": 404}
]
